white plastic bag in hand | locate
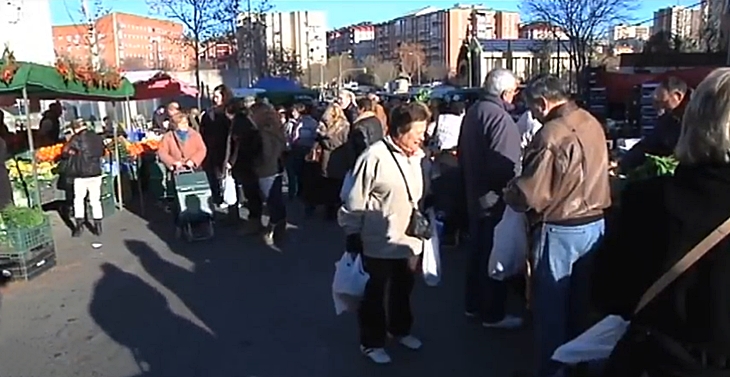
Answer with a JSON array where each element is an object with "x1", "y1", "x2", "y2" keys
[
  {"x1": 221, "y1": 173, "x2": 237, "y2": 208},
  {"x1": 422, "y1": 209, "x2": 441, "y2": 287},
  {"x1": 552, "y1": 315, "x2": 630, "y2": 364},
  {"x1": 332, "y1": 252, "x2": 370, "y2": 315},
  {"x1": 488, "y1": 206, "x2": 529, "y2": 281}
]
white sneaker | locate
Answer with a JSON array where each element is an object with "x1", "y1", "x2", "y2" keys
[
  {"x1": 360, "y1": 346, "x2": 392, "y2": 364},
  {"x1": 394, "y1": 335, "x2": 422, "y2": 350},
  {"x1": 464, "y1": 311, "x2": 478, "y2": 318},
  {"x1": 482, "y1": 315, "x2": 523, "y2": 329}
]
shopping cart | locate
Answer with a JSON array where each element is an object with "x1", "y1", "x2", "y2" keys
[{"x1": 171, "y1": 167, "x2": 214, "y2": 242}]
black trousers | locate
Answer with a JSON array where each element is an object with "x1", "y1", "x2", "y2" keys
[
  {"x1": 240, "y1": 178, "x2": 263, "y2": 220},
  {"x1": 358, "y1": 255, "x2": 416, "y2": 348}
]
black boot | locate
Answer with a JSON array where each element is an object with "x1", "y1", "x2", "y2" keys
[
  {"x1": 72, "y1": 218, "x2": 85, "y2": 237},
  {"x1": 93, "y1": 219, "x2": 103, "y2": 236}
]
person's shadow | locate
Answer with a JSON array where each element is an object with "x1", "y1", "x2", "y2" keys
[{"x1": 88, "y1": 263, "x2": 222, "y2": 376}]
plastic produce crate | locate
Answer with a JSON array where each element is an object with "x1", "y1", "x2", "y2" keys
[
  {"x1": 0, "y1": 216, "x2": 54, "y2": 255},
  {"x1": 0, "y1": 243, "x2": 56, "y2": 281},
  {"x1": 84, "y1": 194, "x2": 116, "y2": 218}
]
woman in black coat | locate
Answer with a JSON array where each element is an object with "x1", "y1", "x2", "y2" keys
[
  {"x1": 594, "y1": 68, "x2": 730, "y2": 377},
  {"x1": 0, "y1": 137, "x2": 14, "y2": 209}
]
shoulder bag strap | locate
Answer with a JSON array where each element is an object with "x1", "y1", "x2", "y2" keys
[
  {"x1": 383, "y1": 140, "x2": 415, "y2": 205},
  {"x1": 170, "y1": 131, "x2": 186, "y2": 160},
  {"x1": 634, "y1": 215, "x2": 730, "y2": 314}
]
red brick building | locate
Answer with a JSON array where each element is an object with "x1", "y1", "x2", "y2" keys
[{"x1": 52, "y1": 12, "x2": 193, "y2": 71}]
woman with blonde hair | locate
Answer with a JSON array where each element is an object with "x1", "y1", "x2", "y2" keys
[
  {"x1": 302, "y1": 103, "x2": 350, "y2": 219},
  {"x1": 594, "y1": 67, "x2": 730, "y2": 376}
]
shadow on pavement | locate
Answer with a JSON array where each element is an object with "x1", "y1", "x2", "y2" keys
[{"x1": 88, "y1": 263, "x2": 221, "y2": 376}]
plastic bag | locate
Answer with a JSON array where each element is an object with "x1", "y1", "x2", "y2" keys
[
  {"x1": 340, "y1": 169, "x2": 355, "y2": 203},
  {"x1": 488, "y1": 206, "x2": 529, "y2": 281},
  {"x1": 552, "y1": 315, "x2": 630, "y2": 364},
  {"x1": 332, "y1": 252, "x2": 370, "y2": 315},
  {"x1": 422, "y1": 209, "x2": 441, "y2": 287},
  {"x1": 221, "y1": 173, "x2": 237, "y2": 208}
]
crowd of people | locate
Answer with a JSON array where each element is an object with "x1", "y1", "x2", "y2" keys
[{"x1": 4, "y1": 62, "x2": 728, "y2": 376}]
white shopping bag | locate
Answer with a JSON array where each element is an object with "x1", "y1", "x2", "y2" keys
[
  {"x1": 221, "y1": 173, "x2": 237, "y2": 208},
  {"x1": 552, "y1": 315, "x2": 630, "y2": 364},
  {"x1": 340, "y1": 170, "x2": 355, "y2": 202},
  {"x1": 332, "y1": 252, "x2": 370, "y2": 315},
  {"x1": 422, "y1": 209, "x2": 441, "y2": 287},
  {"x1": 488, "y1": 206, "x2": 529, "y2": 281}
]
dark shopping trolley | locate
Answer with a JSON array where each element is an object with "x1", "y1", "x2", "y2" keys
[{"x1": 171, "y1": 167, "x2": 214, "y2": 242}]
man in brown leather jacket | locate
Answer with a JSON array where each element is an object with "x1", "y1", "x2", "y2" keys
[{"x1": 504, "y1": 75, "x2": 611, "y2": 377}]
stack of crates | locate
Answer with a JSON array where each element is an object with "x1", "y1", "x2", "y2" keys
[{"x1": 0, "y1": 216, "x2": 56, "y2": 281}]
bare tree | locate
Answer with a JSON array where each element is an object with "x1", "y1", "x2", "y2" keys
[
  {"x1": 395, "y1": 43, "x2": 426, "y2": 82},
  {"x1": 120, "y1": 57, "x2": 149, "y2": 71},
  {"x1": 147, "y1": 0, "x2": 238, "y2": 107},
  {"x1": 700, "y1": 7, "x2": 722, "y2": 53},
  {"x1": 425, "y1": 63, "x2": 449, "y2": 81},
  {"x1": 361, "y1": 55, "x2": 398, "y2": 84},
  {"x1": 236, "y1": 0, "x2": 273, "y2": 86},
  {"x1": 521, "y1": 0, "x2": 639, "y2": 89},
  {"x1": 325, "y1": 55, "x2": 355, "y2": 85},
  {"x1": 62, "y1": 0, "x2": 110, "y2": 68}
]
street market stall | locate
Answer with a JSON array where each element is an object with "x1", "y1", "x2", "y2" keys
[{"x1": 0, "y1": 48, "x2": 135, "y2": 280}]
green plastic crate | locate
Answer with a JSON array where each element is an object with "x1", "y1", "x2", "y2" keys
[
  {"x1": 85, "y1": 194, "x2": 116, "y2": 218},
  {"x1": 0, "y1": 216, "x2": 54, "y2": 255}
]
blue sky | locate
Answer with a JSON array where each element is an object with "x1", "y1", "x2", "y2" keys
[{"x1": 52, "y1": 0, "x2": 699, "y2": 29}]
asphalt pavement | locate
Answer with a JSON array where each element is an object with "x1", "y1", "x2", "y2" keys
[{"x1": 0, "y1": 202, "x2": 532, "y2": 377}]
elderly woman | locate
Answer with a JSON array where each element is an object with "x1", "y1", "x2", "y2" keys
[
  {"x1": 338, "y1": 102, "x2": 431, "y2": 365},
  {"x1": 157, "y1": 112, "x2": 207, "y2": 171},
  {"x1": 593, "y1": 68, "x2": 730, "y2": 376},
  {"x1": 302, "y1": 103, "x2": 350, "y2": 219}
]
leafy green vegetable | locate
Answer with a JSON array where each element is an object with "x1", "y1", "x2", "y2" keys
[
  {"x1": 0, "y1": 206, "x2": 45, "y2": 229},
  {"x1": 627, "y1": 154, "x2": 679, "y2": 181},
  {"x1": 414, "y1": 88, "x2": 431, "y2": 103}
]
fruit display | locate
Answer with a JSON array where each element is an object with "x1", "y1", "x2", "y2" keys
[
  {"x1": 6, "y1": 160, "x2": 56, "y2": 181},
  {"x1": 103, "y1": 137, "x2": 160, "y2": 159},
  {"x1": 35, "y1": 143, "x2": 64, "y2": 162}
]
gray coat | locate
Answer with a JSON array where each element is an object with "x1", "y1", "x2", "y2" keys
[{"x1": 458, "y1": 95, "x2": 521, "y2": 219}]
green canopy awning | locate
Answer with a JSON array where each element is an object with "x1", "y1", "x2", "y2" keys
[{"x1": 0, "y1": 62, "x2": 135, "y2": 101}]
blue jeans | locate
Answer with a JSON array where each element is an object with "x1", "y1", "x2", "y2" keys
[
  {"x1": 259, "y1": 175, "x2": 286, "y2": 224},
  {"x1": 465, "y1": 216, "x2": 507, "y2": 323},
  {"x1": 532, "y1": 219, "x2": 604, "y2": 377}
]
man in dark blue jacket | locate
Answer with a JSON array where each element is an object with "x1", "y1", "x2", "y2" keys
[
  {"x1": 620, "y1": 77, "x2": 689, "y2": 173},
  {"x1": 458, "y1": 68, "x2": 522, "y2": 329}
]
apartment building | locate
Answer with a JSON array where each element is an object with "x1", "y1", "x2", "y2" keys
[
  {"x1": 609, "y1": 24, "x2": 651, "y2": 43},
  {"x1": 260, "y1": 11, "x2": 327, "y2": 68},
  {"x1": 519, "y1": 22, "x2": 569, "y2": 39},
  {"x1": 372, "y1": 5, "x2": 520, "y2": 73},
  {"x1": 326, "y1": 22, "x2": 375, "y2": 62},
  {"x1": 52, "y1": 12, "x2": 191, "y2": 71},
  {"x1": 653, "y1": 6, "x2": 702, "y2": 40}
]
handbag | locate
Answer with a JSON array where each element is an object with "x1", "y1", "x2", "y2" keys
[
  {"x1": 603, "y1": 215, "x2": 730, "y2": 377},
  {"x1": 305, "y1": 143, "x2": 322, "y2": 163},
  {"x1": 383, "y1": 140, "x2": 432, "y2": 240}
]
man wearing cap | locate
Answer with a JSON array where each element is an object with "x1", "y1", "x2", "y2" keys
[{"x1": 61, "y1": 119, "x2": 106, "y2": 237}]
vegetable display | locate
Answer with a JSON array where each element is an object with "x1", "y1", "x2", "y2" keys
[{"x1": 627, "y1": 154, "x2": 679, "y2": 181}]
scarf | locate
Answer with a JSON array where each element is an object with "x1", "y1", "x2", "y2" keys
[{"x1": 175, "y1": 129, "x2": 189, "y2": 143}]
